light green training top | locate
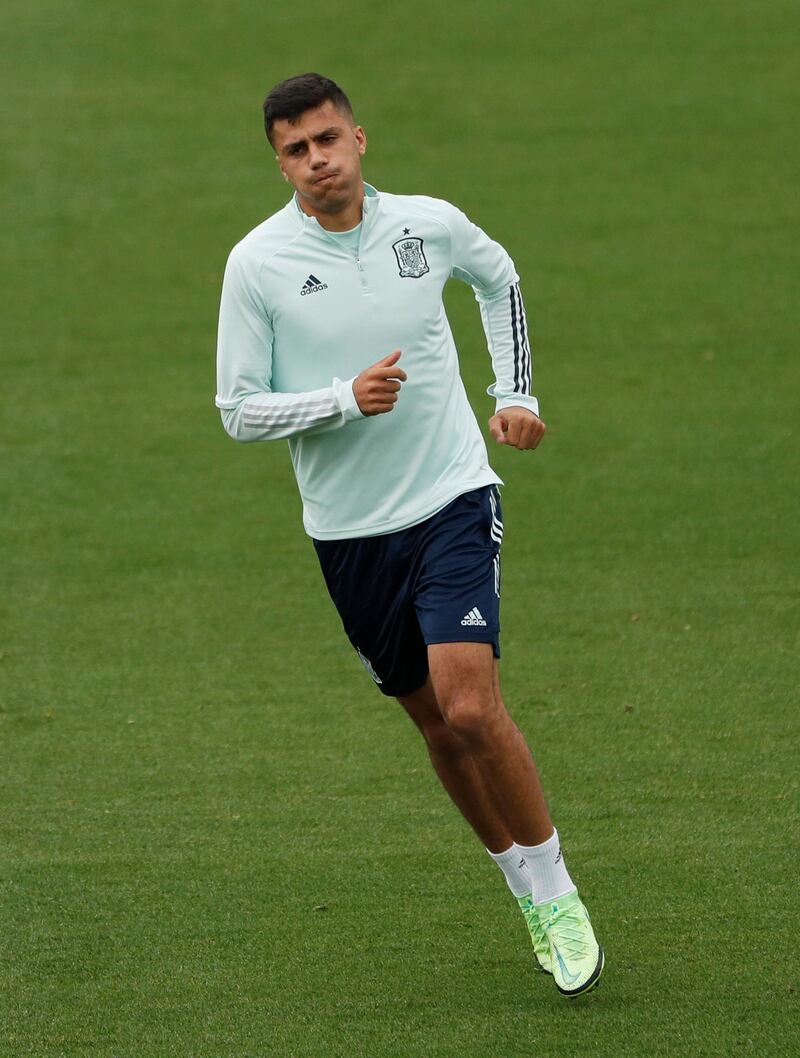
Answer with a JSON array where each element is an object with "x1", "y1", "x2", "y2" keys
[{"x1": 215, "y1": 185, "x2": 538, "y2": 539}]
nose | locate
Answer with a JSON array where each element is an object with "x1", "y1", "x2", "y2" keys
[{"x1": 308, "y1": 142, "x2": 327, "y2": 169}]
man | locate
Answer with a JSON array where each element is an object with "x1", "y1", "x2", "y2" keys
[{"x1": 215, "y1": 73, "x2": 604, "y2": 998}]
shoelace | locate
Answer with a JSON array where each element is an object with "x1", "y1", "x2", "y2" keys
[
  {"x1": 546, "y1": 903, "x2": 592, "y2": 960},
  {"x1": 519, "y1": 898, "x2": 548, "y2": 947}
]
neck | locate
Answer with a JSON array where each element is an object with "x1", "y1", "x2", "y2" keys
[{"x1": 299, "y1": 181, "x2": 365, "y2": 232}]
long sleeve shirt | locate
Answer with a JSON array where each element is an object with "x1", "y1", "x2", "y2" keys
[{"x1": 215, "y1": 183, "x2": 538, "y2": 539}]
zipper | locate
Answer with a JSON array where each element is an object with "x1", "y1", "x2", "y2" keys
[{"x1": 354, "y1": 249, "x2": 369, "y2": 293}]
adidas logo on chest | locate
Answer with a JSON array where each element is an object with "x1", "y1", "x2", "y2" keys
[{"x1": 300, "y1": 274, "x2": 328, "y2": 296}]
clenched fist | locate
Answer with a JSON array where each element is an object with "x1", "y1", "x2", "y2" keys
[
  {"x1": 488, "y1": 407, "x2": 546, "y2": 450},
  {"x1": 353, "y1": 350, "x2": 407, "y2": 416}
]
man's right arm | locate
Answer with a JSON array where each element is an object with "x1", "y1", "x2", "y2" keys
[
  {"x1": 215, "y1": 251, "x2": 406, "y2": 442},
  {"x1": 215, "y1": 249, "x2": 367, "y2": 443}
]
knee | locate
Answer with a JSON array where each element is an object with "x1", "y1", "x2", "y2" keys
[
  {"x1": 439, "y1": 694, "x2": 500, "y2": 748},
  {"x1": 417, "y1": 714, "x2": 464, "y2": 755},
  {"x1": 399, "y1": 689, "x2": 464, "y2": 755}
]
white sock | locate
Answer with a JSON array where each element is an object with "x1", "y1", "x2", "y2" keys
[
  {"x1": 487, "y1": 844, "x2": 531, "y2": 898},
  {"x1": 516, "y1": 829, "x2": 576, "y2": 904}
]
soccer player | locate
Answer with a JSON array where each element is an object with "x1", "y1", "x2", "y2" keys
[{"x1": 215, "y1": 73, "x2": 604, "y2": 997}]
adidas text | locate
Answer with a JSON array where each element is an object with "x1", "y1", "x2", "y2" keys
[
  {"x1": 301, "y1": 274, "x2": 328, "y2": 296},
  {"x1": 461, "y1": 607, "x2": 487, "y2": 627}
]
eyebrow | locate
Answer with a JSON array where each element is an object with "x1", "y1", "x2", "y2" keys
[{"x1": 280, "y1": 125, "x2": 342, "y2": 154}]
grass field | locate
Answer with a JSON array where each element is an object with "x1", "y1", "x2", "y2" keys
[{"x1": 1, "y1": 1, "x2": 798, "y2": 1055}]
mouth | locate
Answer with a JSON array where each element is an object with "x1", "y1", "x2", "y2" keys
[{"x1": 313, "y1": 171, "x2": 337, "y2": 186}]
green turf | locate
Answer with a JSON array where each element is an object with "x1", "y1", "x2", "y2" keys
[{"x1": 1, "y1": 1, "x2": 798, "y2": 1055}]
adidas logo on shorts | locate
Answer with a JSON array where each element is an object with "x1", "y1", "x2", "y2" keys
[{"x1": 461, "y1": 607, "x2": 487, "y2": 627}]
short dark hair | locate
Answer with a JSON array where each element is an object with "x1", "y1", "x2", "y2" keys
[{"x1": 263, "y1": 73, "x2": 354, "y2": 146}]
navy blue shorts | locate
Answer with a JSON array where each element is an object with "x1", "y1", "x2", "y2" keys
[{"x1": 313, "y1": 485, "x2": 503, "y2": 697}]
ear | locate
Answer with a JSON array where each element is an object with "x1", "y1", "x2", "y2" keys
[
  {"x1": 354, "y1": 125, "x2": 367, "y2": 156},
  {"x1": 277, "y1": 158, "x2": 289, "y2": 181}
]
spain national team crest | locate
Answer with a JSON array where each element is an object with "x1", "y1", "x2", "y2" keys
[{"x1": 392, "y1": 236, "x2": 429, "y2": 278}]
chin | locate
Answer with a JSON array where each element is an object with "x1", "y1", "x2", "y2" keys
[{"x1": 313, "y1": 190, "x2": 348, "y2": 212}]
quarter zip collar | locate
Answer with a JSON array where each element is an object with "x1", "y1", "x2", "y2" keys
[{"x1": 292, "y1": 183, "x2": 379, "y2": 243}]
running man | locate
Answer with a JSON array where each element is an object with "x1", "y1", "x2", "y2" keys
[{"x1": 215, "y1": 73, "x2": 604, "y2": 997}]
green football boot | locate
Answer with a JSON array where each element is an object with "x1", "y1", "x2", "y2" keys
[
  {"x1": 536, "y1": 890, "x2": 604, "y2": 997},
  {"x1": 516, "y1": 893, "x2": 552, "y2": 974}
]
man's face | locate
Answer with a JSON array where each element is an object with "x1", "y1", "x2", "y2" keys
[{"x1": 272, "y1": 100, "x2": 366, "y2": 218}]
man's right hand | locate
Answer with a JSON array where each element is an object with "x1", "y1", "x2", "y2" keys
[{"x1": 353, "y1": 350, "x2": 406, "y2": 416}]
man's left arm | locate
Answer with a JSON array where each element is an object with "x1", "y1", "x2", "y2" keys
[{"x1": 446, "y1": 204, "x2": 546, "y2": 451}]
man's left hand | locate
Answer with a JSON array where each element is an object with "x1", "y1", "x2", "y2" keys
[{"x1": 488, "y1": 407, "x2": 546, "y2": 450}]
